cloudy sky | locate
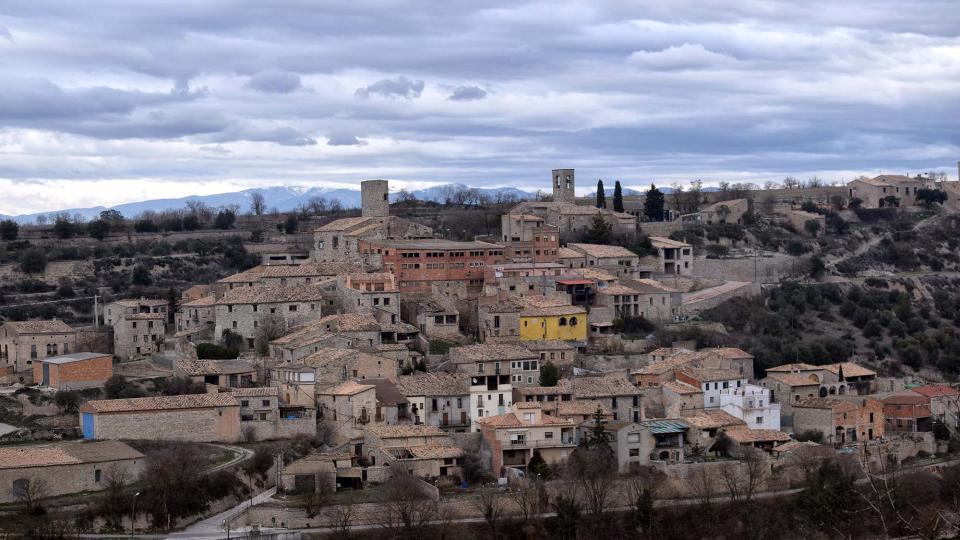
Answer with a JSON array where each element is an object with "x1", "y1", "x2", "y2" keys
[{"x1": 1, "y1": 1, "x2": 958, "y2": 214}]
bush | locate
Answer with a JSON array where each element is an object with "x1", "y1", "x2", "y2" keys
[
  {"x1": 104, "y1": 375, "x2": 146, "y2": 399},
  {"x1": 19, "y1": 248, "x2": 48, "y2": 274},
  {"x1": 0, "y1": 220, "x2": 19, "y2": 241},
  {"x1": 196, "y1": 343, "x2": 240, "y2": 359},
  {"x1": 131, "y1": 264, "x2": 152, "y2": 286},
  {"x1": 54, "y1": 390, "x2": 81, "y2": 413},
  {"x1": 214, "y1": 210, "x2": 236, "y2": 229},
  {"x1": 705, "y1": 244, "x2": 730, "y2": 258}
]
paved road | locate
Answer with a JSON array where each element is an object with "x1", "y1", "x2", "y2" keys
[
  {"x1": 204, "y1": 444, "x2": 254, "y2": 475},
  {"x1": 164, "y1": 487, "x2": 278, "y2": 539}
]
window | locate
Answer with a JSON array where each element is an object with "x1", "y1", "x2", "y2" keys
[
  {"x1": 756, "y1": 416, "x2": 763, "y2": 425},
  {"x1": 262, "y1": 399, "x2": 270, "y2": 407},
  {"x1": 289, "y1": 305, "x2": 297, "y2": 312},
  {"x1": 558, "y1": 317, "x2": 567, "y2": 326},
  {"x1": 545, "y1": 431, "x2": 554, "y2": 439},
  {"x1": 95, "y1": 469, "x2": 102, "y2": 483},
  {"x1": 241, "y1": 400, "x2": 249, "y2": 407},
  {"x1": 629, "y1": 448, "x2": 640, "y2": 458},
  {"x1": 569, "y1": 317, "x2": 578, "y2": 326}
]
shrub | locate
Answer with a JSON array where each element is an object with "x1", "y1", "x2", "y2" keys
[
  {"x1": 196, "y1": 342, "x2": 239, "y2": 359},
  {"x1": 54, "y1": 390, "x2": 81, "y2": 413},
  {"x1": 705, "y1": 244, "x2": 729, "y2": 258},
  {"x1": 0, "y1": 220, "x2": 19, "y2": 241},
  {"x1": 19, "y1": 248, "x2": 48, "y2": 274}
]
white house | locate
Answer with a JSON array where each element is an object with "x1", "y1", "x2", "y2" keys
[
  {"x1": 719, "y1": 384, "x2": 781, "y2": 430},
  {"x1": 676, "y1": 368, "x2": 748, "y2": 410}
]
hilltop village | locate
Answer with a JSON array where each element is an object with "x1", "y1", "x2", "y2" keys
[{"x1": 4, "y1": 168, "x2": 960, "y2": 537}]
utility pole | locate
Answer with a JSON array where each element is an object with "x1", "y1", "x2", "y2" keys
[{"x1": 93, "y1": 294, "x2": 100, "y2": 329}]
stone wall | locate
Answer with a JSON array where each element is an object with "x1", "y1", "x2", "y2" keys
[
  {"x1": 639, "y1": 220, "x2": 683, "y2": 237},
  {"x1": 692, "y1": 253, "x2": 810, "y2": 284},
  {"x1": 90, "y1": 406, "x2": 240, "y2": 442},
  {"x1": 0, "y1": 458, "x2": 144, "y2": 504}
]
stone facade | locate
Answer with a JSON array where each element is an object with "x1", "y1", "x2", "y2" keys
[
  {"x1": 317, "y1": 382, "x2": 379, "y2": 444},
  {"x1": 0, "y1": 441, "x2": 145, "y2": 504},
  {"x1": 213, "y1": 286, "x2": 326, "y2": 350},
  {"x1": 0, "y1": 320, "x2": 77, "y2": 373},
  {"x1": 113, "y1": 314, "x2": 165, "y2": 360},
  {"x1": 552, "y1": 168, "x2": 576, "y2": 203},
  {"x1": 361, "y1": 179, "x2": 390, "y2": 218},
  {"x1": 848, "y1": 174, "x2": 934, "y2": 208},
  {"x1": 80, "y1": 394, "x2": 241, "y2": 442}
]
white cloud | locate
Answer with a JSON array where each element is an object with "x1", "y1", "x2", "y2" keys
[{"x1": 628, "y1": 43, "x2": 736, "y2": 70}]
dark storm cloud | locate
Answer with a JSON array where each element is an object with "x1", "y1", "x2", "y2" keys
[{"x1": 0, "y1": 0, "x2": 958, "y2": 214}]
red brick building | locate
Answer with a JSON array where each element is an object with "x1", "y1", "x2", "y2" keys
[
  {"x1": 360, "y1": 239, "x2": 505, "y2": 295},
  {"x1": 34, "y1": 352, "x2": 113, "y2": 391}
]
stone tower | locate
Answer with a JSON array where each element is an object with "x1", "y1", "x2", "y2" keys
[
  {"x1": 361, "y1": 179, "x2": 390, "y2": 218},
  {"x1": 552, "y1": 169, "x2": 575, "y2": 203}
]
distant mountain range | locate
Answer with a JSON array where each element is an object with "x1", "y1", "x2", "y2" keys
[{"x1": 0, "y1": 184, "x2": 538, "y2": 224}]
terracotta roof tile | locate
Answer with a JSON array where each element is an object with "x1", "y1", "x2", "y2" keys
[
  {"x1": 216, "y1": 284, "x2": 326, "y2": 305},
  {"x1": 395, "y1": 372, "x2": 469, "y2": 397},
  {"x1": 365, "y1": 424, "x2": 447, "y2": 438},
  {"x1": 567, "y1": 243, "x2": 638, "y2": 259},
  {"x1": 83, "y1": 393, "x2": 238, "y2": 413},
  {"x1": 726, "y1": 427, "x2": 791, "y2": 444},
  {"x1": 3, "y1": 320, "x2": 75, "y2": 334}
]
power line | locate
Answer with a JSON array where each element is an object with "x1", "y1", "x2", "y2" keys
[{"x1": 0, "y1": 295, "x2": 98, "y2": 309}]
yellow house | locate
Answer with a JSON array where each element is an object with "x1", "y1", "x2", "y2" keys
[{"x1": 519, "y1": 305, "x2": 588, "y2": 342}]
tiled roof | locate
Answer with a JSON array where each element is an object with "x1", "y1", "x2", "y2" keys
[
  {"x1": 112, "y1": 298, "x2": 169, "y2": 307},
  {"x1": 557, "y1": 247, "x2": 584, "y2": 259},
  {"x1": 182, "y1": 295, "x2": 216, "y2": 307},
  {"x1": 912, "y1": 384, "x2": 959, "y2": 398},
  {"x1": 477, "y1": 411, "x2": 576, "y2": 429},
  {"x1": 515, "y1": 380, "x2": 573, "y2": 396},
  {"x1": 794, "y1": 397, "x2": 857, "y2": 411},
  {"x1": 635, "y1": 351, "x2": 707, "y2": 376},
  {"x1": 680, "y1": 409, "x2": 745, "y2": 429},
  {"x1": 772, "y1": 440, "x2": 822, "y2": 454},
  {"x1": 573, "y1": 268, "x2": 619, "y2": 281},
  {"x1": 567, "y1": 243, "x2": 637, "y2": 259},
  {"x1": 319, "y1": 381, "x2": 375, "y2": 396},
  {"x1": 649, "y1": 236, "x2": 691, "y2": 249},
  {"x1": 622, "y1": 279, "x2": 680, "y2": 293},
  {"x1": 181, "y1": 359, "x2": 255, "y2": 376},
  {"x1": 524, "y1": 339, "x2": 575, "y2": 351},
  {"x1": 597, "y1": 284, "x2": 641, "y2": 296},
  {"x1": 299, "y1": 349, "x2": 361, "y2": 368},
  {"x1": 450, "y1": 343, "x2": 538, "y2": 363},
  {"x1": 647, "y1": 347, "x2": 693, "y2": 357},
  {"x1": 231, "y1": 387, "x2": 279, "y2": 397},
  {"x1": 680, "y1": 367, "x2": 743, "y2": 382},
  {"x1": 216, "y1": 284, "x2": 325, "y2": 305},
  {"x1": 766, "y1": 373, "x2": 822, "y2": 387},
  {"x1": 259, "y1": 262, "x2": 354, "y2": 277},
  {"x1": 316, "y1": 216, "x2": 377, "y2": 232},
  {"x1": 217, "y1": 267, "x2": 265, "y2": 283},
  {"x1": 395, "y1": 372, "x2": 469, "y2": 397},
  {"x1": 514, "y1": 401, "x2": 543, "y2": 409},
  {"x1": 551, "y1": 399, "x2": 612, "y2": 417},
  {"x1": 284, "y1": 452, "x2": 353, "y2": 474},
  {"x1": 3, "y1": 320, "x2": 75, "y2": 334},
  {"x1": 822, "y1": 362, "x2": 876, "y2": 378},
  {"x1": 0, "y1": 441, "x2": 144, "y2": 469},
  {"x1": 662, "y1": 380, "x2": 702, "y2": 395},
  {"x1": 83, "y1": 393, "x2": 238, "y2": 413},
  {"x1": 726, "y1": 427, "x2": 791, "y2": 444},
  {"x1": 881, "y1": 391, "x2": 929, "y2": 406},
  {"x1": 365, "y1": 424, "x2": 447, "y2": 438},
  {"x1": 407, "y1": 445, "x2": 465, "y2": 459},
  {"x1": 708, "y1": 347, "x2": 754, "y2": 359},
  {"x1": 521, "y1": 304, "x2": 587, "y2": 317},
  {"x1": 571, "y1": 373, "x2": 640, "y2": 398},
  {"x1": 766, "y1": 363, "x2": 820, "y2": 373}
]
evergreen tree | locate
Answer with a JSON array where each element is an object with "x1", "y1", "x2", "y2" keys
[
  {"x1": 613, "y1": 180, "x2": 624, "y2": 213},
  {"x1": 586, "y1": 214, "x2": 612, "y2": 244},
  {"x1": 596, "y1": 179, "x2": 606, "y2": 208},
  {"x1": 644, "y1": 185, "x2": 665, "y2": 222},
  {"x1": 539, "y1": 361, "x2": 559, "y2": 386}
]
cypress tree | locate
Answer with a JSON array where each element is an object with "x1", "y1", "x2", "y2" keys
[
  {"x1": 644, "y1": 184, "x2": 665, "y2": 222},
  {"x1": 596, "y1": 179, "x2": 606, "y2": 208},
  {"x1": 613, "y1": 180, "x2": 624, "y2": 212}
]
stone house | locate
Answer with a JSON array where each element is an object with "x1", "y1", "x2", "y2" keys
[
  {"x1": 311, "y1": 180, "x2": 434, "y2": 264},
  {"x1": 792, "y1": 397, "x2": 884, "y2": 444},
  {"x1": 725, "y1": 427, "x2": 792, "y2": 453},
  {"x1": 362, "y1": 424, "x2": 463, "y2": 479},
  {"x1": 325, "y1": 273, "x2": 401, "y2": 325},
  {"x1": 544, "y1": 399, "x2": 612, "y2": 424},
  {"x1": 177, "y1": 358, "x2": 258, "y2": 388},
  {"x1": 214, "y1": 285, "x2": 327, "y2": 350},
  {"x1": 0, "y1": 320, "x2": 78, "y2": 374},
  {"x1": 679, "y1": 409, "x2": 746, "y2": 454},
  {"x1": 448, "y1": 343, "x2": 527, "y2": 428},
  {"x1": 499, "y1": 214, "x2": 561, "y2": 263},
  {"x1": 911, "y1": 384, "x2": 960, "y2": 427},
  {"x1": 662, "y1": 380, "x2": 704, "y2": 414},
  {"x1": 80, "y1": 393, "x2": 241, "y2": 442},
  {"x1": 175, "y1": 294, "x2": 215, "y2": 342},
  {"x1": 634, "y1": 419, "x2": 688, "y2": 464},
  {"x1": 232, "y1": 387, "x2": 315, "y2": 441},
  {"x1": 524, "y1": 340, "x2": 577, "y2": 372},
  {"x1": 268, "y1": 313, "x2": 382, "y2": 362},
  {"x1": 33, "y1": 352, "x2": 113, "y2": 390},
  {"x1": 680, "y1": 198, "x2": 750, "y2": 225},
  {"x1": 401, "y1": 299, "x2": 461, "y2": 340},
  {"x1": 0, "y1": 441, "x2": 145, "y2": 504},
  {"x1": 594, "y1": 279, "x2": 682, "y2": 322},
  {"x1": 394, "y1": 372, "x2": 471, "y2": 432},
  {"x1": 103, "y1": 298, "x2": 168, "y2": 327},
  {"x1": 317, "y1": 381, "x2": 378, "y2": 443},
  {"x1": 271, "y1": 348, "x2": 397, "y2": 407},
  {"x1": 518, "y1": 300, "x2": 588, "y2": 343},
  {"x1": 113, "y1": 312, "x2": 166, "y2": 361},
  {"x1": 478, "y1": 402, "x2": 577, "y2": 476},
  {"x1": 513, "y1": 380, "x2": 573, "y2": 405},
  {"x1": 566, "y1": 243, "x2": 642, "y2": 278},
  {"x1": 646, "y1": 237, "x2": 693, "y2": 276},
  {"x1": 571, "y1": 373, "x2": 644, "y2": 423},
  {"x1": 280, "y1": 452, "x2": 359, "y2": 493},
  {"x1": 848, "y1": 174, "x2": 934, "y2": 208},
  {"x1": 881, "y1": 391, "x2": 932, "y2": 433},
  {"x1": 477, "y1": 299, "x2": 522, "y2": 343}
]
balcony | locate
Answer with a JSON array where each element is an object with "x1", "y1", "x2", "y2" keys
[{"x1": 508, "y1": 437, "x2": 576, "y2": 449}]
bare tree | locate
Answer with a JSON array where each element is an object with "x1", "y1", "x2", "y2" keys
[
  {"x1": 255, "y1": 314, "x2": 288, "y2": 356},
  {"x1": 626, "y1": 469, "x2": 661, "y2": 538},
  {"x1": 566, "y1": 445, "x2": 617, "y2": 516},
  {"x1": 719, "y1": 446, "x2": 767, "y2": 504},
  {"x1": 302, "y1": 473, "x2": 334, "y2": 518},
  {"x1": 396, "y1": 188, "x2": 417, "y2": 203},
  {"x1": 250, "y1": 192, "x2": 266, "y2": 216},
  {"x1": 328, "y1": 503, "x2": 356, "y2": 539},
  {"x1": 782, "y1": 176, "x2": 801, "y2": 189},
  {"x1": 379, "y1": 470, "x2": 435, "y2": 534},
  {"x1": 473, "y1": 488, "x2": 507, "y2": 535},
  {"x1": 509, "y1": 477, "x2": 542, "y2": 523},
  {"x1": 13, "y1": 477, "x2": 48, "y2": 513}
]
